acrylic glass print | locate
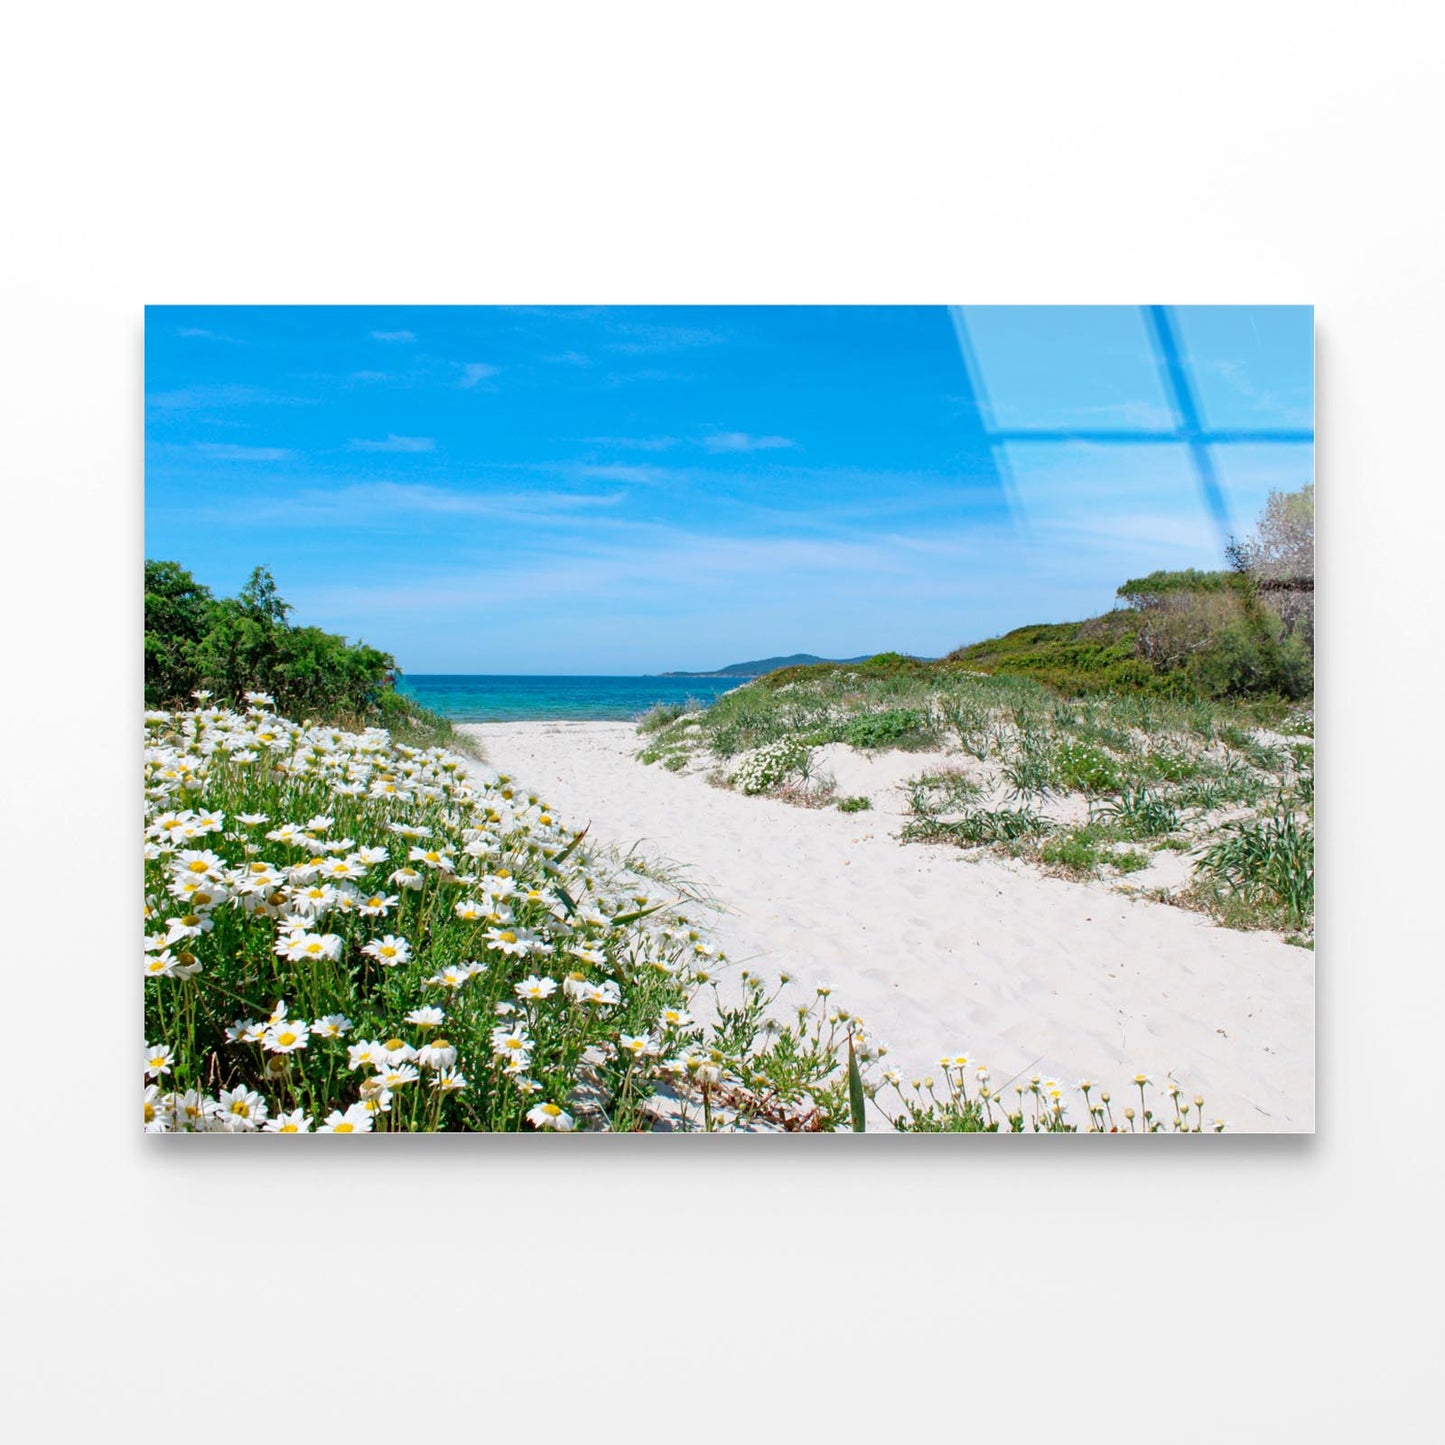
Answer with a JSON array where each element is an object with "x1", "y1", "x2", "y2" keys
[{"x1": 143, "y1": 305, "x2": 1314, "y2": 1134}]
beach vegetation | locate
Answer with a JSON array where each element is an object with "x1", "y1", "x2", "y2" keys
[
  {"x1": 144, "y1": 700, "x2": 1232, "y2": 1133},
  {"x1": 1193, "y1": 804, "x2": 1314, "y2": 932},
  {"x1": 146, "y1": 559, "x2": 466, "y2": 753},
  {"x1": 633, "y1": 491, "x2": 1313, "y2": 937},
  {"x1": 837, "y1": 795, "x2": 872, "y2": 813}
]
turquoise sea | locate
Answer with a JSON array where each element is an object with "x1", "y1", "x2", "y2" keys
[{"x1": 396, "y1": 674, "x2": 751, "y2": 723}]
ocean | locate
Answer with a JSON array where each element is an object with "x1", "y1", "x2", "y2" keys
[{"x1": 396, "y1": 674, "x2": 751, "y2": 723}]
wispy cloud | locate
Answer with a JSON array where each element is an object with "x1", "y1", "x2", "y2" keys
[
  {"x1": 603, "y1": 321, "x2": 728, "y2": 355},
  {"x1": 185, "y1": 481, "x2": 627, "y2": 530},
  {"x1": 350, "y1": 370, "x2": 389, "y2": 383},
  {"x1": 570, "y1": 462, "x2": 678, "y2": 485},
  {"x1": 583, "y1": 435, "x2": 679, "y2": 451},
  {"x1": 371, "y1": 330, "x2": 416, "y2": 343},
  {"x1": 147, "y1": 384, "x2": 313, "y2": 411},
  {"x1": 702, "y1": 431, "x2": 797, "y2": 454},
  {"x1": 543, "y1": 351, "x2": 592, "y2": 366},
  {"x1": 176, "y1": 326, "x2": 239, "y2": 342},
  {"x1": 194, "y1": 443, "x2": 294, "y2": 462},
  {"x1": 347, "y1": 435, "x2": 436, "y2": 453},
  {"x1": 459, "y1": 362, "x2": 500, "y2": 389}
]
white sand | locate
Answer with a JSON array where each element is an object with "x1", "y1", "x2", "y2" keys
[{"x1": 461, "y1": 722, "x2": 1315, "y2": 1132}]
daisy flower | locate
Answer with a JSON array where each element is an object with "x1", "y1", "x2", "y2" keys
[
  {"x1": 526, "y1": 1101, "x2": 575, "y2": 1132},
  {"x1": 318, "y1": 1103, "x2": 374, "y2": 1134},
  {"x1": 143, "y1": 1042, "x2": 174, "y2": 1078},
  {"x1": 264, "y1": 1109, "x2": 312, "y2": 1133},
  {"x1": 416, "y1": 1039, "x2": 457, "y2": 1070},
  {"x1": 215, "y1": 1086, "x2": 268, "y2": 1131},
  {"x1": 263, "y1": 1019, "x2": 311, "y2": 1054},
  {"x1": 362, "y1": 934, "x2": 413, "y2": 968},
  {"x1": 490, "y1": 1025, "x2": 532, "y2": 1065}
]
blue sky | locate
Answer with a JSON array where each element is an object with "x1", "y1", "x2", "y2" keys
[{"x1": 144, "y1": 305, "x2": 1313, "y2": 673}]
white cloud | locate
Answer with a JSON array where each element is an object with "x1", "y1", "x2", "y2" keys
[
  {"x1": 371, "y1": 330, "x2": 416, "y2": 342},
  {"x1": 147, "y1": 384, "x2": 309, "y2": 410},
  {"x1": 347, "y1": 435, "x2": 436, "y2": 453},
  {"x1": 570, "y1": 462, "x2": 677, "y2": 485},
  {"x1": 187, "y1": 481, "x2": 627, "y2": 529},
  {"x1": 544, "y1": 351, "x2": 592, "y2": 366},
  {"x1": 459, "y1": 362, "x2": 500, "y2": 388},
  {"x1": 702, "y1": 431, "x2": 797, "y2": 454},
  {"x1": 194, "y1": 443, "x2": 293, "y2": 461},
  {"x1": 584, "y1": 436, "x2": 679, "y2": 451}
]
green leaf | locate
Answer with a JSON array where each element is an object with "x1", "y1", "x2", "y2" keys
[
  {"x1": 609, "y1": 903, "x2": 666, "y2": 927},
  {"x1": 847, "y1": 1035, "x2": 866, "y2": 1133},
  {"x1": 549, "y1": 824, "x2": 591, "y2": 867}
]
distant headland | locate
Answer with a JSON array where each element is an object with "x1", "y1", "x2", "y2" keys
[{"x1": 653, "y1": 653, "x2": 874, "y2": 678}]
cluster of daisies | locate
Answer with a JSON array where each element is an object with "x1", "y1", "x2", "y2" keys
[
  {"x1": 879, "y1": 1056, "x2": 1227, "y2": 1133},
  {"x1": 143, "y1": 694, "x2": 866, "y2": 1133}
]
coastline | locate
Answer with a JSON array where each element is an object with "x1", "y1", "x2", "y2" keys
[{"x1": 461, "y1": 719, "x2": 1315, "y2": 1132}]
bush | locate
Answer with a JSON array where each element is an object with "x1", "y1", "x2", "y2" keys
[
  {"x1": 729, "y1": 737, "x2": 811, "y2": 794},
  {"x1": 842, "y1": 708, "x2": 931, "y2": 749},
  {"x1": 146, "y1": 559, "x2": 400, "y2": 719},
  {"x1": 837, "y1": 795, "x2": 872, "y2": 813}
]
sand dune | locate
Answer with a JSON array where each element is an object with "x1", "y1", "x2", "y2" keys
[{"x1": 461, "y1": 721, "x2": 1314, "y2": 1132}]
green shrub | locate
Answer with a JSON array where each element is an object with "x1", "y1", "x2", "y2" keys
[
  {"x1": 1041, "y1": 835, "x2": 1100, "y2": 874},
  {"x1": 1054, "y1": 740, "x2": 1124, "y2": 794},
  {"x1": 837, "y1": 795, "x2": 872, "y2": 813},
  {"x1": 146, "y1": 559, "x2": 397, "y2": 720},
  {"x1": 1092, "y1": 787, "x2": 1181, "y2": 838},
  {"x1": 842, "y1": 708, "x2": 932, "y2": 749}
]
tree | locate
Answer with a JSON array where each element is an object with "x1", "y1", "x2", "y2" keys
[
  {"x1": 144, "y1": 559, "x2": 214, "y2": 705},
  {"x1": 1227, "y1": 484, "x2": 1314, "y2": 650}
]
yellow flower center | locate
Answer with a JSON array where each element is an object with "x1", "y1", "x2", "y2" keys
[
  {"x1": 187, "y1": 859, "x2": 210, "y2": 873},
  {"x1": 333, "y1": 1121, "x2": 354, "y2": 1132},
  {"x1": 384, "y1": 1038, "x2": 405, "y2": 1051},
  {"x1": 276, "y1": 1031, "x2": 297, "y2": 1048}
]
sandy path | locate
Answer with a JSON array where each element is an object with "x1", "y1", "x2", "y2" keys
[{"x1": 461, "y1": 722, "x2": 1314, "y2": 1132}]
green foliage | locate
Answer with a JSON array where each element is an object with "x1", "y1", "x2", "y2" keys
[
  {"x1": 945, "y1": 613, "x2": 1161, "y2": 696},
  {"x1": 837, "y1": 795, "x2": 872, "y2": 813},
  {"x1": 1053, "y1": 740, "x2": 1124, "y2": 794},
  {"x1": 145, "y1": 559, "x2": 405, "y2": 723},
  {"x1": 638, "y1": 700, "x2": 701, "y2": 734},
  {"x1": 902, "y1": 805, "x2": 1052, "y2": 846},
  {"x1": 841, "y1": 708, "x2": 932, "y2": 749},
  {"x1": 1116, "y1": 568, "x2": 1232, "y2": 608},
  {"x1": 1112, "y1": 849, "x2": 1150, "y2": 874},
  {"x1": 1040, "y1": 834, "x2": 1100, "y2": 874},
  {"x1": 1092, "y1": 787, "x2": 1181, "y2": 838},
  {"x1": 144, "y1": 559, "x2": 216, "y2": 706},
  {"x1": 1194, "y1": 805, "x2": 1314, "y2": 931}
]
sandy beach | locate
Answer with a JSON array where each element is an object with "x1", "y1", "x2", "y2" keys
[{"x1": 462, "y1": 720, "x2": 1315, "y2": 1132}]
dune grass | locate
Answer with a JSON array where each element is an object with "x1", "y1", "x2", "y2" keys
[{"x1": 635, "y1": 655, "x2": 1313, "y2": 940}]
